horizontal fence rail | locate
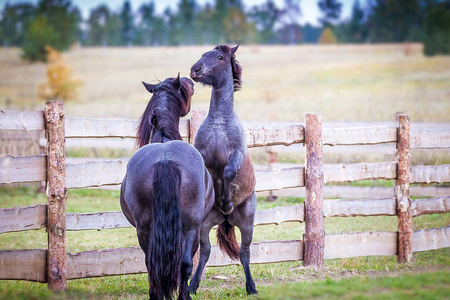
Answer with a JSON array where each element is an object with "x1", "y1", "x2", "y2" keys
[
  {"x1": 2, "y1": 156, "x2": 449, "y2": 187},
  {"x1": 2, "y1": 109, "x2": 450, "y2": 148},
  {"x1": 1, "y1": 226, "x2": 448, "y2": 282},
  {"x1": 2, "y1": 196, "x2": 449, "y2": 234}
]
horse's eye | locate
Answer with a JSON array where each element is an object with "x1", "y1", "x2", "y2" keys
[{"x1": 217, "y1": 55, "x2": 223, "y2": 60}]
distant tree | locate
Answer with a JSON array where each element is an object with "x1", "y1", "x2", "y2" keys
[
  {"x1": 120, "y1": 1, "x2": 135, "y2": 46},
  {"x1": 35, "y1": 0, "x2": 79, "y2": 50},
  {"x1": 423, "y1": 1, "x2": 450, "y2": 56},
  {"x1": 224, "y1": 5, "x2": 251, "y2": 44},
  {"x1": 302, "y1": 23, "x2": 322, "y2": 43},
  {"x1": 348, "y1": 0, "x2": 367, "y2": 42},
  {"x1": 20, "y1": 0, "x2": 79, "y2": 61},
  {"x1": 367, "y1": 0, "x2": 423, "y2": 42},
  {"x1": 165, "y1": 7, "x2": 179, "y2": 45},
  {"x1": 335, "y1": 0, "x2": 368, "y2": 43},
  {"x1": 21, "y1": 16, "x2": 59, "y2": 61},
  {"x1": 319, "y1": 27, "x2": 337, "y2": 44},
  {"x1": 281, "y1": 0, "x2": 302, "y2": 44},
  {"x1": 86, "y1": 5, "x2": 110, "y2": 46},
  {"x1": 0, "y1": 3, "x2": 35, "y2": 47},
  {"x1": 107, "y1": 13, "x2": 122, "y2": 46},
  {"x1": 318, "y1": 0, "x2": 342, "y2": 28},
  {"x1": 212, "y1": 0, "x2": 229, "y2": 43},
  {"x1": 136, "y1": 2, "x2": 157, "y2": 46},
  {"x1": 38, "y1": 46, "x2": 81, "y2": 101},
  {"x1": 277, "y1": 24, "x2": 303, "y2": 44},
  {"x1": 249, "y1": 0, "x2": 282, "y2": 44},
  {"x1": 195, "y1": 3, "x2": 215, "y2": 44},
  {"x1": 178, "y1": 0, "x2": 196, "y2": 45}
]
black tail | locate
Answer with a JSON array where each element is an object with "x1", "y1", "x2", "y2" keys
[
  {"x1": 217, "y1": 220, "x2": 240, "y2": 261},
  {"x1": 149, "y1": 160, "x2": 183, "y2": 300}
]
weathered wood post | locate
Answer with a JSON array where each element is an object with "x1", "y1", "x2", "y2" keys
[
  {"x1": 396, "y1": 114, "x2": 413, "y2": 264},
  {"x1": 45, "y1": 100, "x2": 67, "y2": 291},
  {"x1": 189, "y1": 110, "x2": 207, "y2": 145},
  {"x1": 303, "y1": 113, "x2": 325, "y2": 267},
  {"x1": 266, "y1": 147, "x2": 278, "y2": 202},
  {"x1": 189, "y1": 110, "x2": 207, "y2": 277}
]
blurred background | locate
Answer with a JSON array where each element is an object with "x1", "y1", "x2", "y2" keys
[{"x1": 0, "y1": 0, "x2": 448, "y2": 121}]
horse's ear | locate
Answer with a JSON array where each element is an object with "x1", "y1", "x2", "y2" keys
[
  {"x1": 172, "y1": 73, "x2": 181, "y2": 90},
  {"x1": 231, "y1": 44, "x2": 239, "y2": 56},
  {"x1": 142, "y1": 81, "x2": 155, "y2": 93}
]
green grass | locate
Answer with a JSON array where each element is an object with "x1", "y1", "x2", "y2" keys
[
  {"x1": 0, "y1": 252, "x2": 448, "y2": 300},
  {"x1": 257, "y1": 269, "x2": 450, "y2": 300},
  {"x1": 0, "y1": 187, "x2": 449, "y2": 299}
]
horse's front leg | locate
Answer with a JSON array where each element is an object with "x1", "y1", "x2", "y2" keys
[{"x1": 222, "y1": 151, "x2": 244, "y2": 215}]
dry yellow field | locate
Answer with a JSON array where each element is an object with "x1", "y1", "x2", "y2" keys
[{"x1": 0, "y1": 44, "x2": 449, "y2": 122}]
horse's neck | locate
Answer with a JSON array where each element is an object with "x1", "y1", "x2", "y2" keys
[
  {"x1": 208, "y1": 78, "x2": 235, "y2": 119},
  {"x1": 151, "y1": 116, "x2": 182, "y2": 143}
]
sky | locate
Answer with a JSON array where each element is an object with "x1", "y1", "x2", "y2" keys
[{"x1": 0, "y1": 0, "x2": 368, "y2": 26}]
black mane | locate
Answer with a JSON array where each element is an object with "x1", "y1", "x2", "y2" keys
[
  {"x1": 136, "y1": 77, "x2": 192, "y2": 148},
  {"x1": 216, "y1": 45, "x2": 242, "y2": 91}
]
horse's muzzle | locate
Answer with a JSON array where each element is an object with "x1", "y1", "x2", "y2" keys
[{"x1": 190, "y1": 64, "x2": 204, "y2": 82}]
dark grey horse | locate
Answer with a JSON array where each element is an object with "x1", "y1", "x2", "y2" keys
[
  {"x1": 189, "y1": 45, "x2": 258, "y2": 295},
  {"x1": 120, "y1": 75, "x2": 214, "y2": 300}
]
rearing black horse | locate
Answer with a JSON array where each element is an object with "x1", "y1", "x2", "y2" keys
[
  {"x1": 189, "y1": 45, "x2": 258, "y2": 295},
  {"x1": 120, "y1": 75, "x2": 214, "y2": 300}
]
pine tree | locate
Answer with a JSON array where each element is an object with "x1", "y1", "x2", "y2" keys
[
  {"x1": 249, "y1": 0, "x2": 282, "y2": 44},
  {"x1": 86, "y1": 5, "x2": 110, "y2": 46},
  {"x1": 423, "y1": 2, "x2": 450, "y2": 56},
  {"x1": 318, "y1": 0, "x2": 342, "y2": 28},
  {"x1": 0, "y1": 3, "x2": 35, "y2": 47},
  {"x1": 120, "y1": 1, "x2": 135, "y2": 46},
  {"x1": 178, "y1": 0, "x2": 196, "y2": 45},
  {"x1": 21, "y1": 17, "x2": 59, "y2": 61}
]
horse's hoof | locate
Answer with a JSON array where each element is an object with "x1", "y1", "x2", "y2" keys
[{"x1": 221, "y1": 205, "x2": 234, "y2": 215}]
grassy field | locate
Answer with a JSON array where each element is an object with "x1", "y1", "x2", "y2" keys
[
  {"x1": 0, "y1": 44, "x2": 449, "y2": 122},
  {"x1": 0, "y1": 187, "x2": 449, "y2": 299}
]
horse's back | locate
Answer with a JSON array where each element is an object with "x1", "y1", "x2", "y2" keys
[
  {"x1": 127, "y1": 140, "x2": 205, "y2": 181},
  {"x1": 122, "y1": 140, "x2": 211, "y2": 227}
]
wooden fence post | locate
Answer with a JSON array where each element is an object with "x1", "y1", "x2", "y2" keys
[
  {"x1": 396, "y1": 114, "x2": 413, "y2": 264},
  {"x1": 45, "y1": 100, "x2": 67, "y2": 291},
  {"x1": 189, "y1": 110, "x2": 207, "y2": 145},
  {"x1": 189, "y1": 110, "x2": 207, "y2": 277},
  {"x1": 303, "y1": 113, "x2": 325, "y2": 267},
  {"x1": 266, "y1": 147, "x2": 278, "y2": 202}
]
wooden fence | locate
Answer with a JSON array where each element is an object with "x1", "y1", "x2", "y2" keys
[{"x1": 0, "y1": 101, "x2": 449, "y2": 290}]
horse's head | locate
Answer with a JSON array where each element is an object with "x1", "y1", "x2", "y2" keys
[
  {"x1": 190, "y1": 44, "x2": 242, "y2": 91},
  {"x1": 137, "y1": 74, "x2": 194, "y2": 147},
  {"x1": 142, "y1": 74, "x2": 194, "y2": 117}
]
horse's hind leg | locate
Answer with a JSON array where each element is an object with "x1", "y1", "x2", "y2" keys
[
  {"x1": 189, "y1": 209, "x2": 224, "y2": 295},
  {"x1": 179, "y1": 229, "x2": 197, "y2": 300},
  {"x1": 136, "y1": 227, "x2": 156, "y2": 300},
  {"x1": 234, "y1": 194, "x2": 258, "y2": 295}
]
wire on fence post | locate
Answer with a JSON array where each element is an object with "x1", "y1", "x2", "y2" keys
[
  {"x1": 45, "y1": 100, "x2": 67, "y2": 291},
  {"x1": 189, "y1": 109, "x2": 207, "y2": 278},
  {"x1": 303, "y1": 113, "x2": 325, "y2": 267},
  {"x1": 396, "y1": 114, "x2": 413, "y2": 264}
]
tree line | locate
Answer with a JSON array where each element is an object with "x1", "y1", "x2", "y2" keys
[{"x1": 0, "y1": 0, "x2": 449, "y2": 61}]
